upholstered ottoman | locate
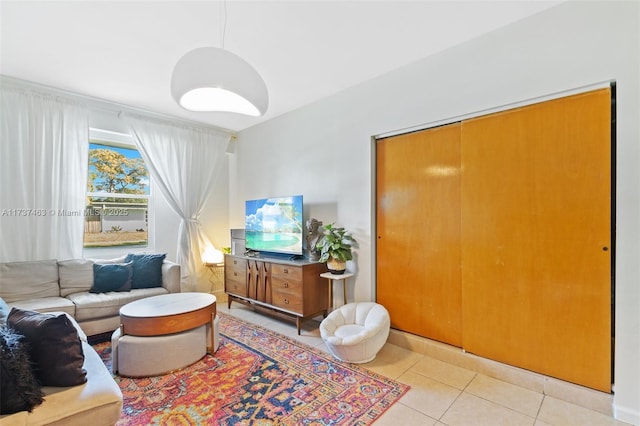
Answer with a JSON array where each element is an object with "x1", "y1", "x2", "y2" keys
[
  {"x1": 320, "y1": 302, "x2": 390, "y2": 364},
  {"x1": 111, "y1": 314, "x2": 221, "y2": 377},
  {"x1": 111, "y1": 325, "x2": 206, "y2": 377}
]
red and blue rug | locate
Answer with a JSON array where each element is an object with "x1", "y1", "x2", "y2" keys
[{"x1": 94, "y1": 313, "x2": 409, "y2": 425}]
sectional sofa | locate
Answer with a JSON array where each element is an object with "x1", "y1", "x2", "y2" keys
[
  {"x1": 0, "y1": 255, "x2": 180, "y2": 336},
  {"x1": 0, "y1": 254, "x2": 180, "y2": 425},
  {"x1": 0, "y1": 308, "x2": 124, "y2": 426}
]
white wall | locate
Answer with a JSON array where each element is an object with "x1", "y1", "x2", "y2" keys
[{"x1": 231, "y1": 1, "x2": 639, "y2": 421}]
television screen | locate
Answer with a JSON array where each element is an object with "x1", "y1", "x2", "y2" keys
[{"x1": 245, "y1": 195, "x2": 303, "y2": 256}]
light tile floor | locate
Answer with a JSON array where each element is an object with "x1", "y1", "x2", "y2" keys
[{"x1": 219, "y1": 303, "x2": 630, "y2": 426}]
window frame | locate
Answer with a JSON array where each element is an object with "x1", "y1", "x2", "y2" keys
[{"x1": 83, "y1": 128, "x2": 155, "y2": 257}]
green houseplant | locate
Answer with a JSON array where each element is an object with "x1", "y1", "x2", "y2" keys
[{"x1": 316, "y1": 223, "x2": 356, "y2": 274}]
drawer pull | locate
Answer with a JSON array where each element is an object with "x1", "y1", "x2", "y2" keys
[
  {"x1": 283, "y1": 282, "x2": 288, "y2": 288},
  {"x1": 233, "y1": 272, "x2": 238, "y2": 277},
  {"x1": 283, "y1": 268, "x2": 288, "y2": 274},
  {"x1": 233, "y1": 260, "x2": 237, "y2": 265},
  {"x1": 284, "y1": 298, "x2": 289, "y2": 304}
]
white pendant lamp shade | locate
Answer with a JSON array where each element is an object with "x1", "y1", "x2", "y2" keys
[{"x1": 171, "y1": 47, "x2": 268, "y2": 116}]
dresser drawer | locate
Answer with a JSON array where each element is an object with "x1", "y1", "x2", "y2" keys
[
  {"x1": 225, "y1": 256, "x2": 247, "y2": 297},
  {"x1": 271, "y1": 276, "x2": 302, "y2": 294},
  {"x1": 270, "y1": 263, "x2": 303, "y2": 281},
  {"x1": 271, "y1": 290, "x2": 302, "y2": 313},
  {"x1": 225, "y1": 266, "x2": 246, "y2": 282},
  {"x1": 226, "y1": 257, "x2": 247, "y2": 276},
  {"x1": 225, "y1": 279, "x2": 247, "y2": 297}
]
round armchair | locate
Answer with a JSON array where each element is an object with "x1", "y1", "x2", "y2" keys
[{"x1": 319, "y1": 302, "x2": 390, "y2": 364}]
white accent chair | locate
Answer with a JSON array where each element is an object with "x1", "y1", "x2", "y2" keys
[{"x1": 320, "y1": 302, "x2": 390, "y2": 364}]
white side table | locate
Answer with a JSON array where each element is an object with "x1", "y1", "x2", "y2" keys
[{"x1": 320, "y1": 272, "x2": 354, "y2": 310}]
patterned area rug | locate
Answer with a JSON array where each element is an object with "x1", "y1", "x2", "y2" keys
[{"x1": 94, "y1": 313, "x2": 409, "y2": 425}]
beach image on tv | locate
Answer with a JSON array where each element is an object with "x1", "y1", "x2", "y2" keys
[{"x1": 245, "y1": 195, "x2": 303, "y2": 255}]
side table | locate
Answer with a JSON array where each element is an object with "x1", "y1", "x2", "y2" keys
[
  {"x1": 204, "y1": 262, "x2": 225, "y2": 294},
  {"x1": 320, "y1": 272, "x2": 354, "y2": 310}
]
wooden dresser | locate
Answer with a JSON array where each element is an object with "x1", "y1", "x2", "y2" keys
[{"x1": 224, "y1": 253, "x2": 328, "y2": 334}]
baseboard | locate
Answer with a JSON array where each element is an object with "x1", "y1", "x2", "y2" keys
[
  {"x1": 613, "y1": 404, "x2": 640, "y2": 425},
  {"x1": 387, "y1": 328, "x2": 614, "y2": 417}
]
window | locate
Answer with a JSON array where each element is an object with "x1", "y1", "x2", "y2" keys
[{"x1": 84, "y1": 130, "x2": 150, "y2": 248}]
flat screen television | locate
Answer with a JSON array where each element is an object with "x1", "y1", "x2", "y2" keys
[{"x1": 245, "y1": 195, "x2": 304, "y2": 256}]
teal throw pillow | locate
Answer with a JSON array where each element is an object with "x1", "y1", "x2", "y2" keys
[
  {"x1": 91, "y1": 262, "x2": 133, "y2": 293},
  {"x1": 124, "y1": 253, "x2": 166, "y2": 289}
]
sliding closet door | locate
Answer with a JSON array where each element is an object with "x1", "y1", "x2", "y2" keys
[
  {"x1": 460, "y1": 89, "x2": 612, "y2": 391},
  {"x1": 376, "y1": 124, "x2": 462, "y2": 346}
]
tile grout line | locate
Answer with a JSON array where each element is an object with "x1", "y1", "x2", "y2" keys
[
  {"x1": 435, "y1": 372, "x2": 478, "y2": 424},
  {"x1": 535, "y1": 394, "x2": 546, "y2": 424}
]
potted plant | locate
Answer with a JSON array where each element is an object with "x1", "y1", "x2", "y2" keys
[{"x1": 316, "y1": 223, "x2": 356, "y2": 274}]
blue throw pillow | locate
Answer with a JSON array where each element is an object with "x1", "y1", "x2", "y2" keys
[
  {"x1": 124, "y1": 253, "x2": 166, "y2": 289},
  {"x1": 91, "y1": 262, "x2": 133, "y2": 293}
]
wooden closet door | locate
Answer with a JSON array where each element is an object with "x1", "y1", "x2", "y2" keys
[
  {"x1": 460, "y1": 89, "x2": 611, "y2": 391},
  {"x1": 376, "y1": 123, "x2": 462, "y2": 346}
]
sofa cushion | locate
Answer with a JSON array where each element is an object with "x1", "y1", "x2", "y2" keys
[
  {"x1": 58, "y1": 257, "x2": 128, "y2": 297},
  {"x1": 91, "y1": 262, "x2": 133, "y2": 293},
  {"x1": 7, "y1": 308, "x2": 87, "y2": 387},
  {"x1": 0, "y1": 260, "x2": 59, "y2": 303},
  {"x1": 58, "y1": 259, "x2": 94, "y2": 297},
  {"x1": 124, "y1": 253, "x2": 166, "y2": 289},
  {"x1": 7, "y1": 296, "x2": 75, "y2": 317},
  {"x1": 26, "y1": 341, "x2": 123, "y2": 425},
  {"x1": 0, "y1": 326, "x2": 44, "y2": 414},
  {"x1": 68, "y1": 287, "x2": 169, "y2": 321}
]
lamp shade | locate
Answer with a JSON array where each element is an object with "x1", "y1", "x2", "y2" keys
[
  {"x1": 171, "y1": 47, "x2": 268, "y2": 116},
  {"x1": 202, "y1": 244, "x2": 224, "y2": 265}
]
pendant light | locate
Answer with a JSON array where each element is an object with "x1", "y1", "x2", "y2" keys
[{"x1": 170, "y1": 2, "x2": 268, "y2": 116}]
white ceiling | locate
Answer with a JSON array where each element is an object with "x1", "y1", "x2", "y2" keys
[{"x1": 1, "y1": 0, "x2": 563, "y2": 132}]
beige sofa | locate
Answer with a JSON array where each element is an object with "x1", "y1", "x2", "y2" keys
[
  {"x1": 0, "y1": 255, "x2": 180, "y2": 425},
  {"x1": 0, "y1": 256, "x2": 180, "y2": 336},
  {"x1": 0, "y1": 313, "x2": 123, "y2": 426}
]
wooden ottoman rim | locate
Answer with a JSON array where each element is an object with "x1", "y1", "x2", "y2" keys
[{"x1": 120, "y1": 292, "x2": 216, "y2": 337}]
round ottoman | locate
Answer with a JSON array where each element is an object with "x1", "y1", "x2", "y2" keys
[
  {"x1": 111, "y1": 325, "x2": 207, "y2": 377},
  {"x1": 320, "y1": 302, "x2": 390, "y2": 363},
  {"x1": 111, "y1": 314, "x2": 221, "y2": 377}
]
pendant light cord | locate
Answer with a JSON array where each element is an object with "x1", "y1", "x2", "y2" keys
[{"x1": 220, "y1": 0, "x2": 227, "y2": 49}]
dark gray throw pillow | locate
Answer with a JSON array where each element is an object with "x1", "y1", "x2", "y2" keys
[
  {"x1": 0, "y1": 326, "x2": 44, "y2": 414},
  {"x1": 91, "y1": 262, "x2": 133, "y2": 293},
  {"x1": 124, "y1": 253, "x2": 166, "y2": 289},
  {"x1": 7, "y1": 308, "x2": 87, "y2": 387}
]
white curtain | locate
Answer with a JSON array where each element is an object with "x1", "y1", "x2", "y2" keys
[
  {"x1": 124, "y1": 114, "x2": 230, "y2": 291},
  {"x1": 0, "y1": 84, "x2": 89, "y2": 262}
]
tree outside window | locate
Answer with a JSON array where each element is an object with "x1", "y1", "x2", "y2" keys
[{"x1": 84, "y1": 142, "x2": 149, "y2": 248}]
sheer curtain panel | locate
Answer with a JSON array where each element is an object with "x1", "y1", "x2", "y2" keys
[
  {"x1": 125, "y1": 114, "x2": 230, "y2": 291},
  {"x1": 0, "y1": 85, "x2": 89, "y2": 262}
]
